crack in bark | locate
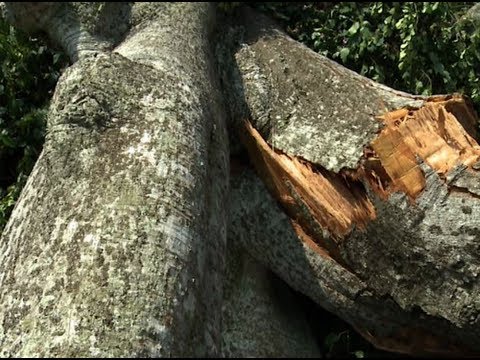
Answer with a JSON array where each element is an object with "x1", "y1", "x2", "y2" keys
[
  {"x1": 239, "y1": 94, "x2": 480, "y2": 280},
  {"x1": 448, "y1": 185, "x2": 480, "y2": 201},
  {"x1": 240, "y1": 119, "x2": 376, "y2": 266}
]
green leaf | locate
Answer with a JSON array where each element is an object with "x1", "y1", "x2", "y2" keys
[
  {"x1": 354, "y1": 350, "x2": 365, "y2": 358},
  {"x1": 53, "y1": 53, "x2": 61, "y2": 64},
  {"x1": 0, "y1": 131, "x2": 15, "y2": 148},
  {"x1": 339, "y1": 47, "x2": 350, "y2": 62},
  {"x1": 395, "y1": 17, "x2": 404, "y2": 29},
  {"x1": 324, "y1": 332, "x2": 342, "y2": 351},
  {"x1": 348, "y1": 22, "x2": 360, "y2": 35}
]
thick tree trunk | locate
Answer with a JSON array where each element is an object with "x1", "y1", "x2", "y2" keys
[
  {"x1": 221, "y1": 7, "x2": 480, "y2": 356},
  {"x1": 0, "y1": 3, "x2": 229, "y2": 357},
  {"x1": 2, "y1": 2, "x2": 480, "y2": 357},
  {"x1": 0, "y1": 3, "x2": 320, "y2": 357},
  {"x1": 221, "y1": 240, "x2": 321, "y2": 358}
]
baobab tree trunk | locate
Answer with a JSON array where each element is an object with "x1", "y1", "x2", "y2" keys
[
  {"x1": 221, "y1": 242, "x2": 321, "y2": 357},
  {"x1": 1, "y1": 2, "x2": 480, "y2": 358}
]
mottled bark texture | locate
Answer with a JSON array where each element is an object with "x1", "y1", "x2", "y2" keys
[
  {"x1": 221, "y1": 241, "x2": 321, "y2": 358},
  {"x1": 464, "y1": 3, "x2": 480, "y2": 24},
  {"x1": 0, "y1": 2, "x2": 228, "y2": 357},
  {"x1": 2, "y1": 2, "x2": 480, "y2": 358},
  {"x1": 221, "y1": 6, "x2": 480, "y2": 357},
  {"x1": 0, "y1": 2, "x2": 320, "y2": 358}
]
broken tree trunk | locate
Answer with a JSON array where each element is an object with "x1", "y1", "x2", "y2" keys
[
  {"x1": 0, "y1": 3, "x2": 323, "y2": 357},
  {"x1": 222, "y1": 7, "x2": 480, "y2": 356}
]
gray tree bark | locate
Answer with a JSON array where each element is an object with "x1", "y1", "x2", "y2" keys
[
  {"x1": 0, "y1": 2, "x2": 229, "y2": 357},
  {"x1": 0, "y1": 2, "x2": 320, "y2": 357},
  {"x1": 1, "y1": 1, "x2": 480, "y2": 358}
]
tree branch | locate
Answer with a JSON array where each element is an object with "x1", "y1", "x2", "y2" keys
[{"x1": 223, "y1": 5, "x2": 480, "y2": 355}]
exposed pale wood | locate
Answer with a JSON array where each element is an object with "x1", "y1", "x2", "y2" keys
[
  {"x1": 237, "y1": 98, "x2": 480, "y2": 356},
  {"x1": 229, "y1": 167, "x2": 480, "y2": 358},
  {"x1": 289, "y1": 221, "x2": 333, "y2": 260},
  {"x1": 240, "y1": 120, "x2": 376, "y2": 262},
  {"x1": 366, "y1": 96, "x2": 480, "y2": 200},
  {"x1": 240, "y1": 96, "x2": 480, "y2": 253},
  {"x1": 4, "y1": 2, "x2": 480, "y2": 357}
]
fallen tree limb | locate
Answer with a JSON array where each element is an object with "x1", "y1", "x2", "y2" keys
[{"x1": 223, "y1": 6, "x2": 480, "y2": 356}]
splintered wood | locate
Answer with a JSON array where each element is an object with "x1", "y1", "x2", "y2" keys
[
  {"x1": 367, "y1": 96, "x2": 480, "y2": 200},
  {"x1": 241, "y1": 120, "x2": 376, "y2": 260},
  {"x1": 240, "y1": 95, "x2": 480, "y2": 358},
  {"x1": 241, "y1": 95, "x2": 479, "y2": 252}
]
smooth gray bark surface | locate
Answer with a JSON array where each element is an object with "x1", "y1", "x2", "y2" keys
[{"x1": 221, "y1": 241, "x2": 321, "y2": 358}]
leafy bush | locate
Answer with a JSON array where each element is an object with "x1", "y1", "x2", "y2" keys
[
  {"x1": 254, "y1": 2, "x2": 480, "y2": 112},
  {"x1": 0, "y1": 19, "x2": 66, "y2": 231}
]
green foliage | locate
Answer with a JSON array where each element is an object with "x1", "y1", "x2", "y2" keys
[
  {"x1": 0, "y1": 19, "x2": 67, "y2": 231},
  {"x1": 3, "y1": 2, "x2": 477, "y2": 357},
  {"x1": 254, "y1": 2, "x2": 480, "y2": 112}
]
